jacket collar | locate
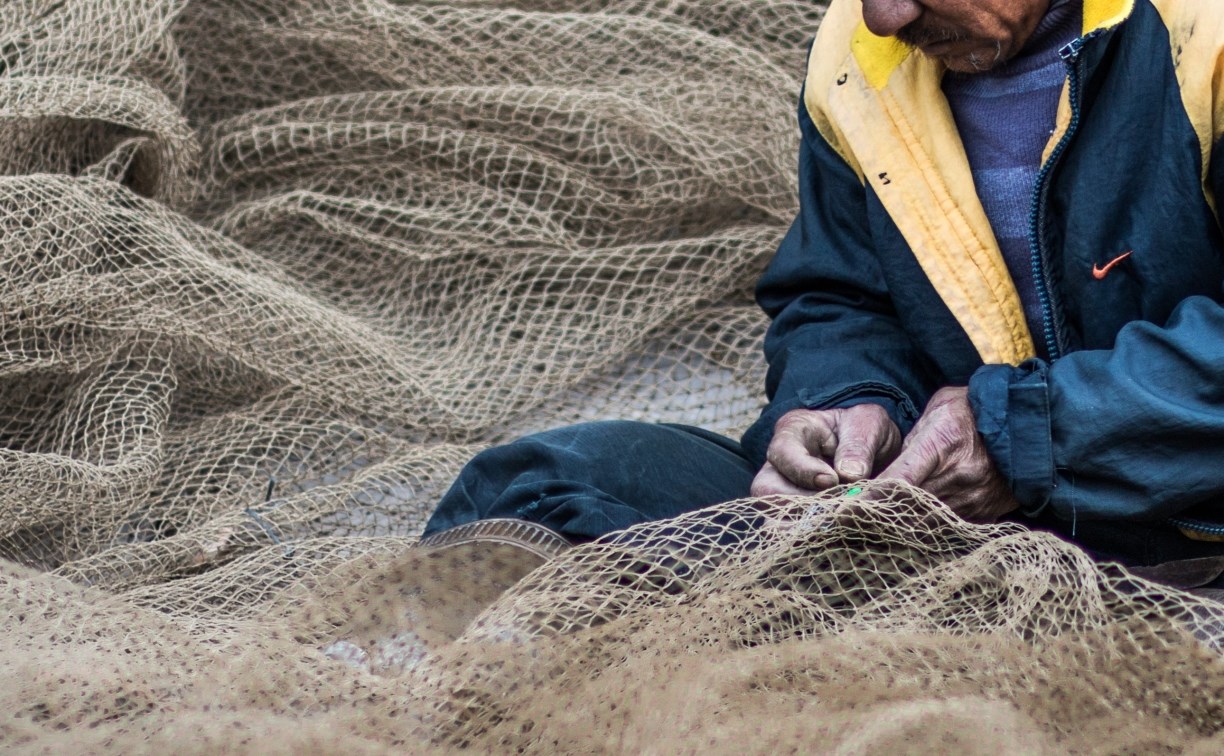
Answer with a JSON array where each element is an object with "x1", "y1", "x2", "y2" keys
[
  {"x1": 1082, "y1": 0, "x2": 1135, "y2": 34},
  {"x1": 851, "y1": 0, "x2": 1136, "y2": 90}
]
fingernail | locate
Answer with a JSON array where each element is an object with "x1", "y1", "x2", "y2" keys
[
  {"x1": 841, "y1": 461, "x2": 867, "y2": 478},
  {"x1": 814, "y1": 474, "x2": 838, "y2": 489}
]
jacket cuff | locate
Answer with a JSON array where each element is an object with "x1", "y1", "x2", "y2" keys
[
  {"x1": 968, "y1": 361, "x2": 1056, "y2": 517},
  {"x1": 741, "y1": 382, "x2": 919, "y2": 468}
]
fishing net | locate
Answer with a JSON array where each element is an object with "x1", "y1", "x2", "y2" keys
[{"x1": 2, "y1": 0, "x2": 1223, "y2": 752}]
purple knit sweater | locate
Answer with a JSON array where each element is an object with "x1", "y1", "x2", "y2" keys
[{"x1": 941, "y1": 0, "x2": 1082, "y2": 358}]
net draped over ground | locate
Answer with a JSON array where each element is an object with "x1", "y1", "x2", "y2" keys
[{"x1": 2, "y1": 1, "x2": 1223, "y2": 752}]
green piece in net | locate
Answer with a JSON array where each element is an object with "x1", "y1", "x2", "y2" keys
[{"x1": 846, "y1": 487, "x2": 864, "y2": 496}]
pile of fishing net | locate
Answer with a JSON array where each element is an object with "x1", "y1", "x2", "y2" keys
[{"x1": 2, "y1": 0, "x2": 1222, "y2": 752}]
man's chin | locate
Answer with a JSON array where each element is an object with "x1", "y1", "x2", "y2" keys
[
  {"x1": 932, "y1": 47, "x2": 1008, "y2": 74},
  {"x1": 908, "y1": 38, "x2": 1009, "y2": 73}
]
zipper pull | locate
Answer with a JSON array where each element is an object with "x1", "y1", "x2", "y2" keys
[{"x1": 1059, "y1": 37, "x2": 1086, "y2": 62}]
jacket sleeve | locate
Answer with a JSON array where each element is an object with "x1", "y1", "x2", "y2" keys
[
  {"x1": 967, "y1": 130, "x2": 1224, "y2": 523},
  {"x1": 969, "y1": 297, "x2": 1224, "y2": 522},
  {"x1": 740, "y1": 95, "x2": 940, "y2": 467}
]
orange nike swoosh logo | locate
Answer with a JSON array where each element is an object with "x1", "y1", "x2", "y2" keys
[{"x1": 1092, "y1": 251, "x2": 1133, "y2": 280}]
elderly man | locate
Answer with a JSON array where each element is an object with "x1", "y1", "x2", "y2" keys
[{"x1": 422, "y1": 0, "x2": 1224, "y2": 579}]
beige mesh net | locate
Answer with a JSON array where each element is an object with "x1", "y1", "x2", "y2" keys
[{"x1": 2, "y1": 0, "x2": 1223, "y2": 752}]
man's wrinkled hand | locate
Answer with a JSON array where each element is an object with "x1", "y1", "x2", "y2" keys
[
  {"x1": 877, "y1": 386, "x2": 1019, "y2": 522},
  {"x1": 750, "y1": 403, "x2": 901, "y2": 496}
]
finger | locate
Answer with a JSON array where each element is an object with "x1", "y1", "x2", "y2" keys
[
  {"x1": 767, "y1": 433, "x2": 839, "y2": 490},
  {"x1": 750, "y1": 463, "x2": 820, "y2": 497},
  {"x1": 766, "y1": 416, "x2": 840, "y2": 490},
  {"x1": 876, "y1": 438, "x2": 942, "y2": 487},
  {"x1": 832, "y1": 406, "x2": 900, "y2": 481},
  {"x1": 773, "y1": 411, "x2": 839, "y2": 458}
]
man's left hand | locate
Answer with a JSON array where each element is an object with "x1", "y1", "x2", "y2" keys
[{"x1": 876, "y1": 386, "x2": 1020, "y2": 523}]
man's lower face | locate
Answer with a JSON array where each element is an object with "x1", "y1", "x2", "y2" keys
[
  {"x1": 896, "y1": 20, "x2": 1008, "y2": 72},
  {"x1": 926, "y1": 39, "x2": 1007, "y2": 72}
]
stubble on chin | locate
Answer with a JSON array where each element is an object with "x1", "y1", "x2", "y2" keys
[
  {"x1": 895, "y1": 18, "x2": 1010, "y2": 73},
  {"x1": 949, "y1": 40, "x2": 1007, "y2": 72}
]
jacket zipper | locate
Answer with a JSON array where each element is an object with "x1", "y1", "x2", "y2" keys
[
  {"x1": 1169, "y1": 517, "x2": 1224, "y2": 538},
  {"x1": 1027, "y1": 36, "x2": 1093, "y2": 362},
  {"x1": 1030, "y1": 34, "x2": 1220, "y2": 544}
]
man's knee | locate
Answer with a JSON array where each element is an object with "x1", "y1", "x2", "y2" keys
[{"x1": 423, "y1": 420, "x2": 754, "y2": 538}]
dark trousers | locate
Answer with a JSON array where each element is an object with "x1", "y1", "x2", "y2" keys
[
  {"x1": 424, "y1": 421, "x2": 756, "y2": 541},
  {"x1": 424, "y1": 421, "x2": 1224, "y2": 574}
]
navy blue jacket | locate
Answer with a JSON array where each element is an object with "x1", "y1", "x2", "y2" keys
[{"x1": 743, "y1": 0, "x2": 1224, "y2": 542}]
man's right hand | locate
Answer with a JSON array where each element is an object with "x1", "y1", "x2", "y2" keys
[{"x1": 750, "y1": 404, "x2": 902, "y2": 496}]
